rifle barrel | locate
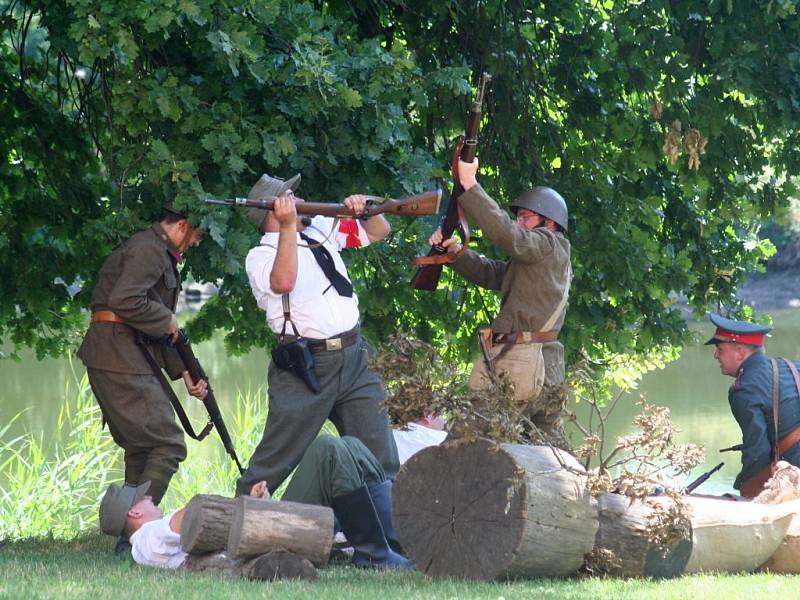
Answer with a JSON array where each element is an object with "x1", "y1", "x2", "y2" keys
[{"x1": 685, "y1": 462, "x2": 724, "y2": 493}]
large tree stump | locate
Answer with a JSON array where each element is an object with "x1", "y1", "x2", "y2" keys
[
  {"x1": 227, "y1": 496, "x2": 334, "y2": 566},
  {"x1": 182, "y1": 550, "x2": 318, "y2": 581},
  {"x1": 181, "y1": 494, "x2": 237, "y2": 554},
  {"x1": 393, "y1": 439, "x2": 598, "y2": 579},
  {"x1": 593, "y1": 494, "x2": 692, "y2": 578}
]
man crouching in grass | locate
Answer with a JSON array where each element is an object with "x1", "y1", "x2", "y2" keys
[{"x1": 99, "y1": 435, "x2": 411, "y2": 571}]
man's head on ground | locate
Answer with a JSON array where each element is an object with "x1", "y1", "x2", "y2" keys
[
  {"x1": 99, "y1": 481, "x2": 162, "y2": 538},
  {"x1": 160, "y1": 204, "x2": 206, "y2": 252},
  {"x1": 511, "y1": 187, "x2": 568, "y2": 234},
  {"x1": 705, "y1": 313, "x2": 770, "y2": 377}
]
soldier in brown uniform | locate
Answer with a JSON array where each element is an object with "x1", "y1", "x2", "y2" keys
[
  {"x1": 429, "y1": 158, "x2": 571, "y2": 440},
  {"x1": 77, "y1": 205, "x2": 207, "y2": 508}
]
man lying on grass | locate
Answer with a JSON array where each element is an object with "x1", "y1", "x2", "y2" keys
[{"x1": 99, "y1": 435, "x2": 411, "y2": 570}]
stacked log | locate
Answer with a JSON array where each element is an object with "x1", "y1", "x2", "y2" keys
[
  {"x1": 227, "y1": 496, "x2": 334, "y2": 567},
  {"x1": 182, "y1": 550, "x2": 318, "y2": 581},
  {"x1": 594, "y1": 493, "x2": 692, "y2": 578},
  {"x1": 392, "y1": 439, "x2": 598, "y2": 580},
  {"x1": 181, "y1": 495, "x2": 237, "y2": 554},
  {"x1": 684, "y1": 495, "x2": 794, "y2": 573}
]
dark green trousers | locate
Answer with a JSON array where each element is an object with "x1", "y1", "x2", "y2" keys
[
  {"x1": 87, "y1": 367, "x2": 186, "y2": 504},
  {"x1": 237, "y1": 337, "x2": 399, "y2": 495},
  {"x1": 282, "y1": 435, "x2": 385, "y2": 506}
]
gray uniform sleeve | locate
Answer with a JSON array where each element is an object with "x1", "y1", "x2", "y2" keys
[{"x1": 458, "y1": 183, "x2": 557, "y2": 264}]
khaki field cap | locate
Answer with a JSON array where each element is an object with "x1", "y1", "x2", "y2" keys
[
  {"x1": 511, "y1": 187, "x2": 569, "y2": 231},
  {"x1": 247, "y1": 173, "x2": 302, "y2": 229},
  {"x1": 99, "y1": 481, "x2": 151, "y2": 536}
]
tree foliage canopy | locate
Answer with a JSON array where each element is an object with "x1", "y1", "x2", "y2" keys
[{"x1": 2, "y1": 0, "x2": 799, "y2": 367}]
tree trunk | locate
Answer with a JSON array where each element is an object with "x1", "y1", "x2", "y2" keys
[
  {"x1": 684, "y1": 495, "x2": 795, "y2": 573},
  {"x1": 181, "y1": 494, "x2": 237, "y2": 554},
  {"x1": 182, "y1": 550, "x2": 318, "y2": 581},
  {"x1": 227, "y1": 496, "x2": 334, "y2": 567},
  {"x1": 393, "y1": 439, "x2": 598, "y2": 580},
  {"x1": 761, "y1": 510, "x2": 800, "y2": 574},
  {"x1": 593, "y1": 493, "x2": 692, "y2": 578}
]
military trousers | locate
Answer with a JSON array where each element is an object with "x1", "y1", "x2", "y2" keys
[
  {"x1": 236, "y1": 336, "x2": 399, "y2": 496},
  {"x1": 282, "y1": 435, "x2": 385, "y2": 506},
  {"x1": 87, "y1": 367, "x2": 186, "y2": 504}
]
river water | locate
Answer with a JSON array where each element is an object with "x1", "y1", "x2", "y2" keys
[{"x1": 3, "y1": 309, "x2": 800, "y2": 495}]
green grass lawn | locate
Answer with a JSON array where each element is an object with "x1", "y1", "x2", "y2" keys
[{"x1": 0, "y1": 533, "x2": 796, "y2": 600}]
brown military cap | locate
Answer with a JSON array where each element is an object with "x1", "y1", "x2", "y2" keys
[{"x1": 247, "y1": 173, "x2": 301, "y2": 229}]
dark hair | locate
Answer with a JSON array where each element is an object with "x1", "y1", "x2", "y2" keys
[{"x1": 159, "y1": 209, "x2": 186, "y2": 223}]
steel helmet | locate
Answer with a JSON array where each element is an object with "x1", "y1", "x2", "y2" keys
[{"x1": 510, "y1": 187, "x2": 568, "y2": 231}]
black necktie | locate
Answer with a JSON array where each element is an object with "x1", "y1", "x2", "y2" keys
[{"x1": 299, "y1": 232, "x2": 353, "y2": 297}]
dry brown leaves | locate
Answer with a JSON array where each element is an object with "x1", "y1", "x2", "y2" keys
[{"x1": 374, "y1": 332, "x2": 570, "y2": 447}]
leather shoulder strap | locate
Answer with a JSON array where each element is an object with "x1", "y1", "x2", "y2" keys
[{"x1": 770, "y1": 358, "x2": 780, "y2": 464}]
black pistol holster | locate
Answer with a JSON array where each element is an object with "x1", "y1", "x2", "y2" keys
[{"x1": 272, "y1": 294, "x2": 321, "y2": 394}]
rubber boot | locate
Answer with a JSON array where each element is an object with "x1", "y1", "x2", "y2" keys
[
  {"x1": 330, "y1": 485, "x2": 412, "y2": 570},
  {"x1": 367, "y1": 480, "x2": 405, "y2": 556}
]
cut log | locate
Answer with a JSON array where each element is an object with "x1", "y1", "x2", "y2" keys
[
  {"x1": 227, "y1": 496, "x2": 334, "y2": 567},
  {"x1": 684, "y1": 495, "x2": 794, "y2": 573},
  {"x1": 393, "y1": 439, "x2": 598, "y2": 580},
  {"x1": 594, "y1": 494, "x2": 692, "y2": 578},
  {"x1": 181, "y1": 494, "x2": 237, "y2": 554},
  {"x1": 759, "y1": 501, "x2": 800, "y2": 574},
  {"x1": 182, "y1": 550, "x2": 318, "y2": 581}
]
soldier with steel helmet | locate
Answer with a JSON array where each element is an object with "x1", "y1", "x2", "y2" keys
[{"x1": 428, "y1": 158, "x2": 571, "y2": 442}]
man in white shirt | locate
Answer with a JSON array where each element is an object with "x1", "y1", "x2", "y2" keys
[
  {"x1": 236, "y1": 173, "x2": 399, "y2": 512},
  {"x1": 99, "y1": 436, "x2": 411, "y2": 570},
  {"x1": 393, "y1": 415, "x2": 448, "y2": 464}
]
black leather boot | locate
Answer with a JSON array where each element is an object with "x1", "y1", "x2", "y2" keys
[
  {"x1": 330, "y1": 485, "x2": 412, "y2": 570},
  {"x1": 114, "y1": 535, "x2": 132, "y2": 557},
  {"x1": 367, "y1": 480, "x2": 405, "y2": 556}
]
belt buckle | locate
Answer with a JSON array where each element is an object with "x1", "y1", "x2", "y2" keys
[{"x1": 325, "y1": 337, "x2": 342, "y2": 351}]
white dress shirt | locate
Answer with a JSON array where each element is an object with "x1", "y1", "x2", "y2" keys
[
  {"x1": 246, "y1": 216, "x2": 371, "y2": 339},
  {"x1": 130, "y1": 510, "x2": 186, "y2": 569}
]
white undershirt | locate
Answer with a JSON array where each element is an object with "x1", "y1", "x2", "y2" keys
[
  {"x1": 393, "y1": 423, "x2": 448, "y2": 464},
  {"x1": 130, "y1": 510, "x2": 186, "y2": 569},
  {"x1": 245, "y1": 216, "x2": 370, "y2": 339}
]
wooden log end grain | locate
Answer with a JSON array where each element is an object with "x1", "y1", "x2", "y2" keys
[
  {"x1": 393, "y1": 438, "x2": 597, "y2": 580},
  {"x1": 180, "y1": 494, "x2": 237, "y2": 554}
]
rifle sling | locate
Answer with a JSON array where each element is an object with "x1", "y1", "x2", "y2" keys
[{"x1": 134, "y1": 332, "x2": 214, "y2": 442}]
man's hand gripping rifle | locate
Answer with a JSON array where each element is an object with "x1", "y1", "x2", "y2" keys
[{"x1": 410, "y1": 72, "x2": 491, "y2": 291}]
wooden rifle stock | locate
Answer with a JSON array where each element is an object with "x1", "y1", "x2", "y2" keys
[
  {"x1": 411, "y1": 72, "x2": 491, "y2": 291},
  {"x1": 206, "y1": 189, "x2": 441, "y2": 219}
]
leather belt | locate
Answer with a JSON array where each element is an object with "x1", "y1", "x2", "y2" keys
[
  {"x1": 491, "y1": 330, "x2": 558, "y2": 344},
  {"x1": 91, "y1": 310, "x2": 126, "y2": 324},
  {"x1": 304, "y1": 330, "x2": 360, "y2": 353}
]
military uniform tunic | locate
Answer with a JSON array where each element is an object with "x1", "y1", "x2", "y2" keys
[
  {"x1": 77, "y1": 224, "x2": 187, "y2": 504},
  {"x1": 729, "y1": 351, "x2": 800, "y2": 490},
  {"x1": 448, "y1": 184, "x2": 571, "y2": 435}
]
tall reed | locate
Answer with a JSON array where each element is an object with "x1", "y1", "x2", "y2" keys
[{"x1": 0, "y1": 374, "x2": 274, "y2": 540}]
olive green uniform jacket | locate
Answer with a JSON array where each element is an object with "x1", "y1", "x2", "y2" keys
[
  {"x1": 77, "y1": 224, "x2": 188, "y2": 501},
  {"x1": 78, "y1": 224, "x2": 185, "y2": 378},
  {"x1": 451, "y1": 183, "x2": 571, "y2": 386}
]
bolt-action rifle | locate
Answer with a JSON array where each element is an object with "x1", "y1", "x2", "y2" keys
[
  {"x1": 685, "y1": 462, "x2": 725, "y2": 493},
  {"x1": 410, "y1": 72, "x2": 491, "y2": 290},
  {"x1": 206, "y1": 190, "x2": 442, "y2": 219},
  {"x1": 170, "y1": 330, "x2": 245, "y2": 474}
]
